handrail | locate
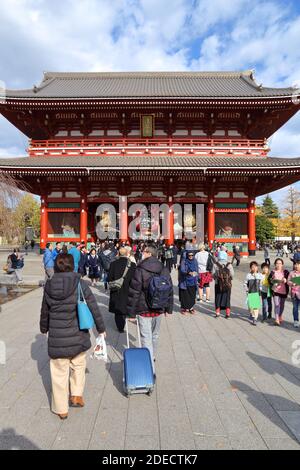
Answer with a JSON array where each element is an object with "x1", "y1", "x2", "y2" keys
[{"x1": 29, "y1": 137, "x2": 266, "y2": 149}]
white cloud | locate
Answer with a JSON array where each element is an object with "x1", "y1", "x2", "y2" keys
[{"x1": 0, "y1": 0, "x2": 299, "y2": 207}]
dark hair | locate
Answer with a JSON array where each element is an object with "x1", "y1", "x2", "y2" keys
[
  {"x1": 274, "y1": 258, "x2": 284, "y2": 265},
  {"x1": 261, "y1": 262, "x2": 270, "y2": 270},
  {"x1": 54, "y1": 253, "x2": 74, "y2": 273},
  {"x1": 250, "y1": 261, "x2": 258, "y2": 269},
  {"x1": 144, "y1": 243, "x2": 158, "y2": 257},
  {"x1": 46, "y1": 242, "x2": 51, "y2": 249},
  {"x1": 70, "y1": 241, "x2": 76, "y2": 247},
  {"x1": 56, "y1": 242, "x2": 61, "y2": 246}
]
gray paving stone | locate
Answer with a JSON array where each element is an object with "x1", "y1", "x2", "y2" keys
[
  {"x1": 236, "y1": 390, "x2": 297, "y2": 439},
  {"x1": 265, "y1": 438, "x2": 300, "y2": 450},
  {"x1": 277, "y1": 411, "x2": 300, "y2": 442},
  {"x1": 125, "y1": 434, "x2": 160, "y2": 450},
  {"x1": 88, "y1": 406, "x2": 128, "y2": 450},
  {"x1": 195, "y1": 436, "x2": 232, "y2": 450}
]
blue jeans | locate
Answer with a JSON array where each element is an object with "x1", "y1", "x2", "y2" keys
[
  {"x1": 261, "y1": 292, "x2": 272, "y2": 319},
  {"x1": 293, "y1": 297, "x2": 300, "y2": 322},
  {"x1": 137, "y1": 315, "x2": 162, "y2": 373},
  {"x1": 273, "y1": 295, "x2": 286, "y2": 319}
]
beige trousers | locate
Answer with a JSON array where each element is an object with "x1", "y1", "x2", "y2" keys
[{"x1": 50, "y1": 351, "x2": 86, "y2": 415}]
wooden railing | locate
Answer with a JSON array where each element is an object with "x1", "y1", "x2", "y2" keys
[
  {"x1": 28, "y1": 137, "x2": 269, "y2": 157},
  {"x1": 29, "y1": 137, "x2": 266, "y2": 149}
]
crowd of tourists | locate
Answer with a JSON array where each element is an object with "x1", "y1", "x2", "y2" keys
[{"x1": 38, "y1": 238, "x2": 300, "y2": 420}]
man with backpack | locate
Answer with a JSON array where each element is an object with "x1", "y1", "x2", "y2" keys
[
  {"x1": 98, "y1": 243, "x2": 116, "y2": 289},
  {"x1": 126, "y1": 244, "x2": 173, "y2": 377}
]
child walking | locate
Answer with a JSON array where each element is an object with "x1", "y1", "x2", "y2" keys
[
  {"x1": 260, "y1": 263, "x2": 272, "y2": 322},
  {"x1": 288, "y1": 260, "x2": 300, "y2": 328},
  {"x1": 269, "y1": 258, "x2": 289, "y2": 326},
  {"x1": 244, "y1": 261, "x2": 263, "y2": 326}
]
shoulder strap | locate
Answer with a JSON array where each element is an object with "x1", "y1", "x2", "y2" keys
[
  {"x1": 78, "y1": 281, "x2": 85, "y2": 302},
  {"x1": 122, "y1": 259, "x2": 131, "y2": 280}
]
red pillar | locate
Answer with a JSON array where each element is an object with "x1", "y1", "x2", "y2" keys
[
  {"x1": 248, "y1": 197, "x2": 256, "y2": 256},
  {"x1": 207, "y1": 198, "x2": 215, "y2": 249},
  {"x1": 167, "y1": 200, "x2": 174, "y2": 245},
  {"x1": 40, "y1": 195, "x2": 48, "y2": 253},
  {"x1": 119, "y1": 195, "x2": 128, "y2": 242},
  {"x1": 80, "y1": 195, "x2": 88, "y2": 244}
]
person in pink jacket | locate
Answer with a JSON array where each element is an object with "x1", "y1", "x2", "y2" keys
[
  {"x1": 268, "y1": 258, "x2": 289, "y2": 326},
  {"x1": 288, "y1": 260, "x2": 300, "y2": 328}
]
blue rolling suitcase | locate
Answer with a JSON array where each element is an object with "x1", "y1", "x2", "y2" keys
[{"x1": 123, "y1": 318, "x2": 154, "y2": 396}]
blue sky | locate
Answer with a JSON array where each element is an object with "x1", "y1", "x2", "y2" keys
[{"x1": 0, "y1": 0, "x2": 299, "y2": 207}]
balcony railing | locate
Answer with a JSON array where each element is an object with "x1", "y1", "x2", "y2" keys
[{"x1": 28, "y1": 137, "x2": 269, "y2": 157}]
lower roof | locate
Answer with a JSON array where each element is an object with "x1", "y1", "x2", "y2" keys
[{"x1": 0, "y1": 155, "x2": 299, "y2": 171}]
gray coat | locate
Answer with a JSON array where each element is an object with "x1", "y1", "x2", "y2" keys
[{"x1": 40, "y1": 272, "x2": 105, "y2": 359}]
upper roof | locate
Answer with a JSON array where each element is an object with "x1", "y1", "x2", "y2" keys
[{"x1": 1, "y1": 71, "x2": 299, "y2": 100}]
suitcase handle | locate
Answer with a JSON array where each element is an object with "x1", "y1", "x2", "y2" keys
[{"x1": 125, "y1": 317, "x2": 142, "y2": 349}]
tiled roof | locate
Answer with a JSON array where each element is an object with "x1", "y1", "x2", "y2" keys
[
  {"x1": 0, "y1": 155, "x2": 299, "y2": 170},
  {"x1": 1, "y1": 71, "x2": 299, "y2": 99}
]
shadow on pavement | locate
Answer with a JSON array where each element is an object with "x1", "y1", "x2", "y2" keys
[
  {"x1": 230, "y1": 380, "x2": 300, "y2": 444},
  {"x1": 0, "y1": 428, "x2": 39, "y2": 450},
  {"x1": 247, "y1": 352, "x2": 300, "y2": 388},
  {"x1": 31, "y1": 334, "x2": 51, "y2": 407},
  {"x1": 231, "y1": 304, "x2": 296, "y2": 330}
]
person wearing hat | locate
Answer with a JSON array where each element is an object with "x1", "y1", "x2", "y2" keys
[{"x1": 179, "y1": 251, "x2": 199, "y2": 314}]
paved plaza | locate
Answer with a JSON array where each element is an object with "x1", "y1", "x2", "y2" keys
[{"x1": 1, "y1": 251, "x2": 300, "y2": 450}]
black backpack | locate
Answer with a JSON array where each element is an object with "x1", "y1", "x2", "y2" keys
[
  {"x1": 99, "y1": 251, "x2": 112, "y2": 271},
  {"x1": 206, "y1": 253, "x2": 214, "y2": 273},
  {"x1": 146, "y1": 269, "x2": 173, "y2": 311},
  {"x1": 216, "y1": 262, "x2": 232, "y2": 291}
]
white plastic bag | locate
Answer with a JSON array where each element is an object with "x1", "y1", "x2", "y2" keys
[{"x1": 90, "y1": 334, "x2": 107, "y2": 362}]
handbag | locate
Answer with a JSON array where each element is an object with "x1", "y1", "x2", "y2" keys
[
  {"x1": 77, "y1": 282, "x2": 95, "y2": 330},
  {"x1": 108, "y1": 259, "x2": 131, "y2": 292}
]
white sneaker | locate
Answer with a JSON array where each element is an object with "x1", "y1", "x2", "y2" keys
[{"x1": 294, "y1": 321, "x2": 299, "y2": 328}]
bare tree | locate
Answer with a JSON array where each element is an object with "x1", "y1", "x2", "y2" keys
[{"x1": 0, "y1": 171, "x2": 25, "y2": 243}]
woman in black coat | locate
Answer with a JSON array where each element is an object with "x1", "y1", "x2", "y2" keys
[
  {"x1": 40, "y1": 253, "x2": 106, "y2": 420},
  {"x1": 107, "y1": 247, "x2": 136, "y2": 332}
]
